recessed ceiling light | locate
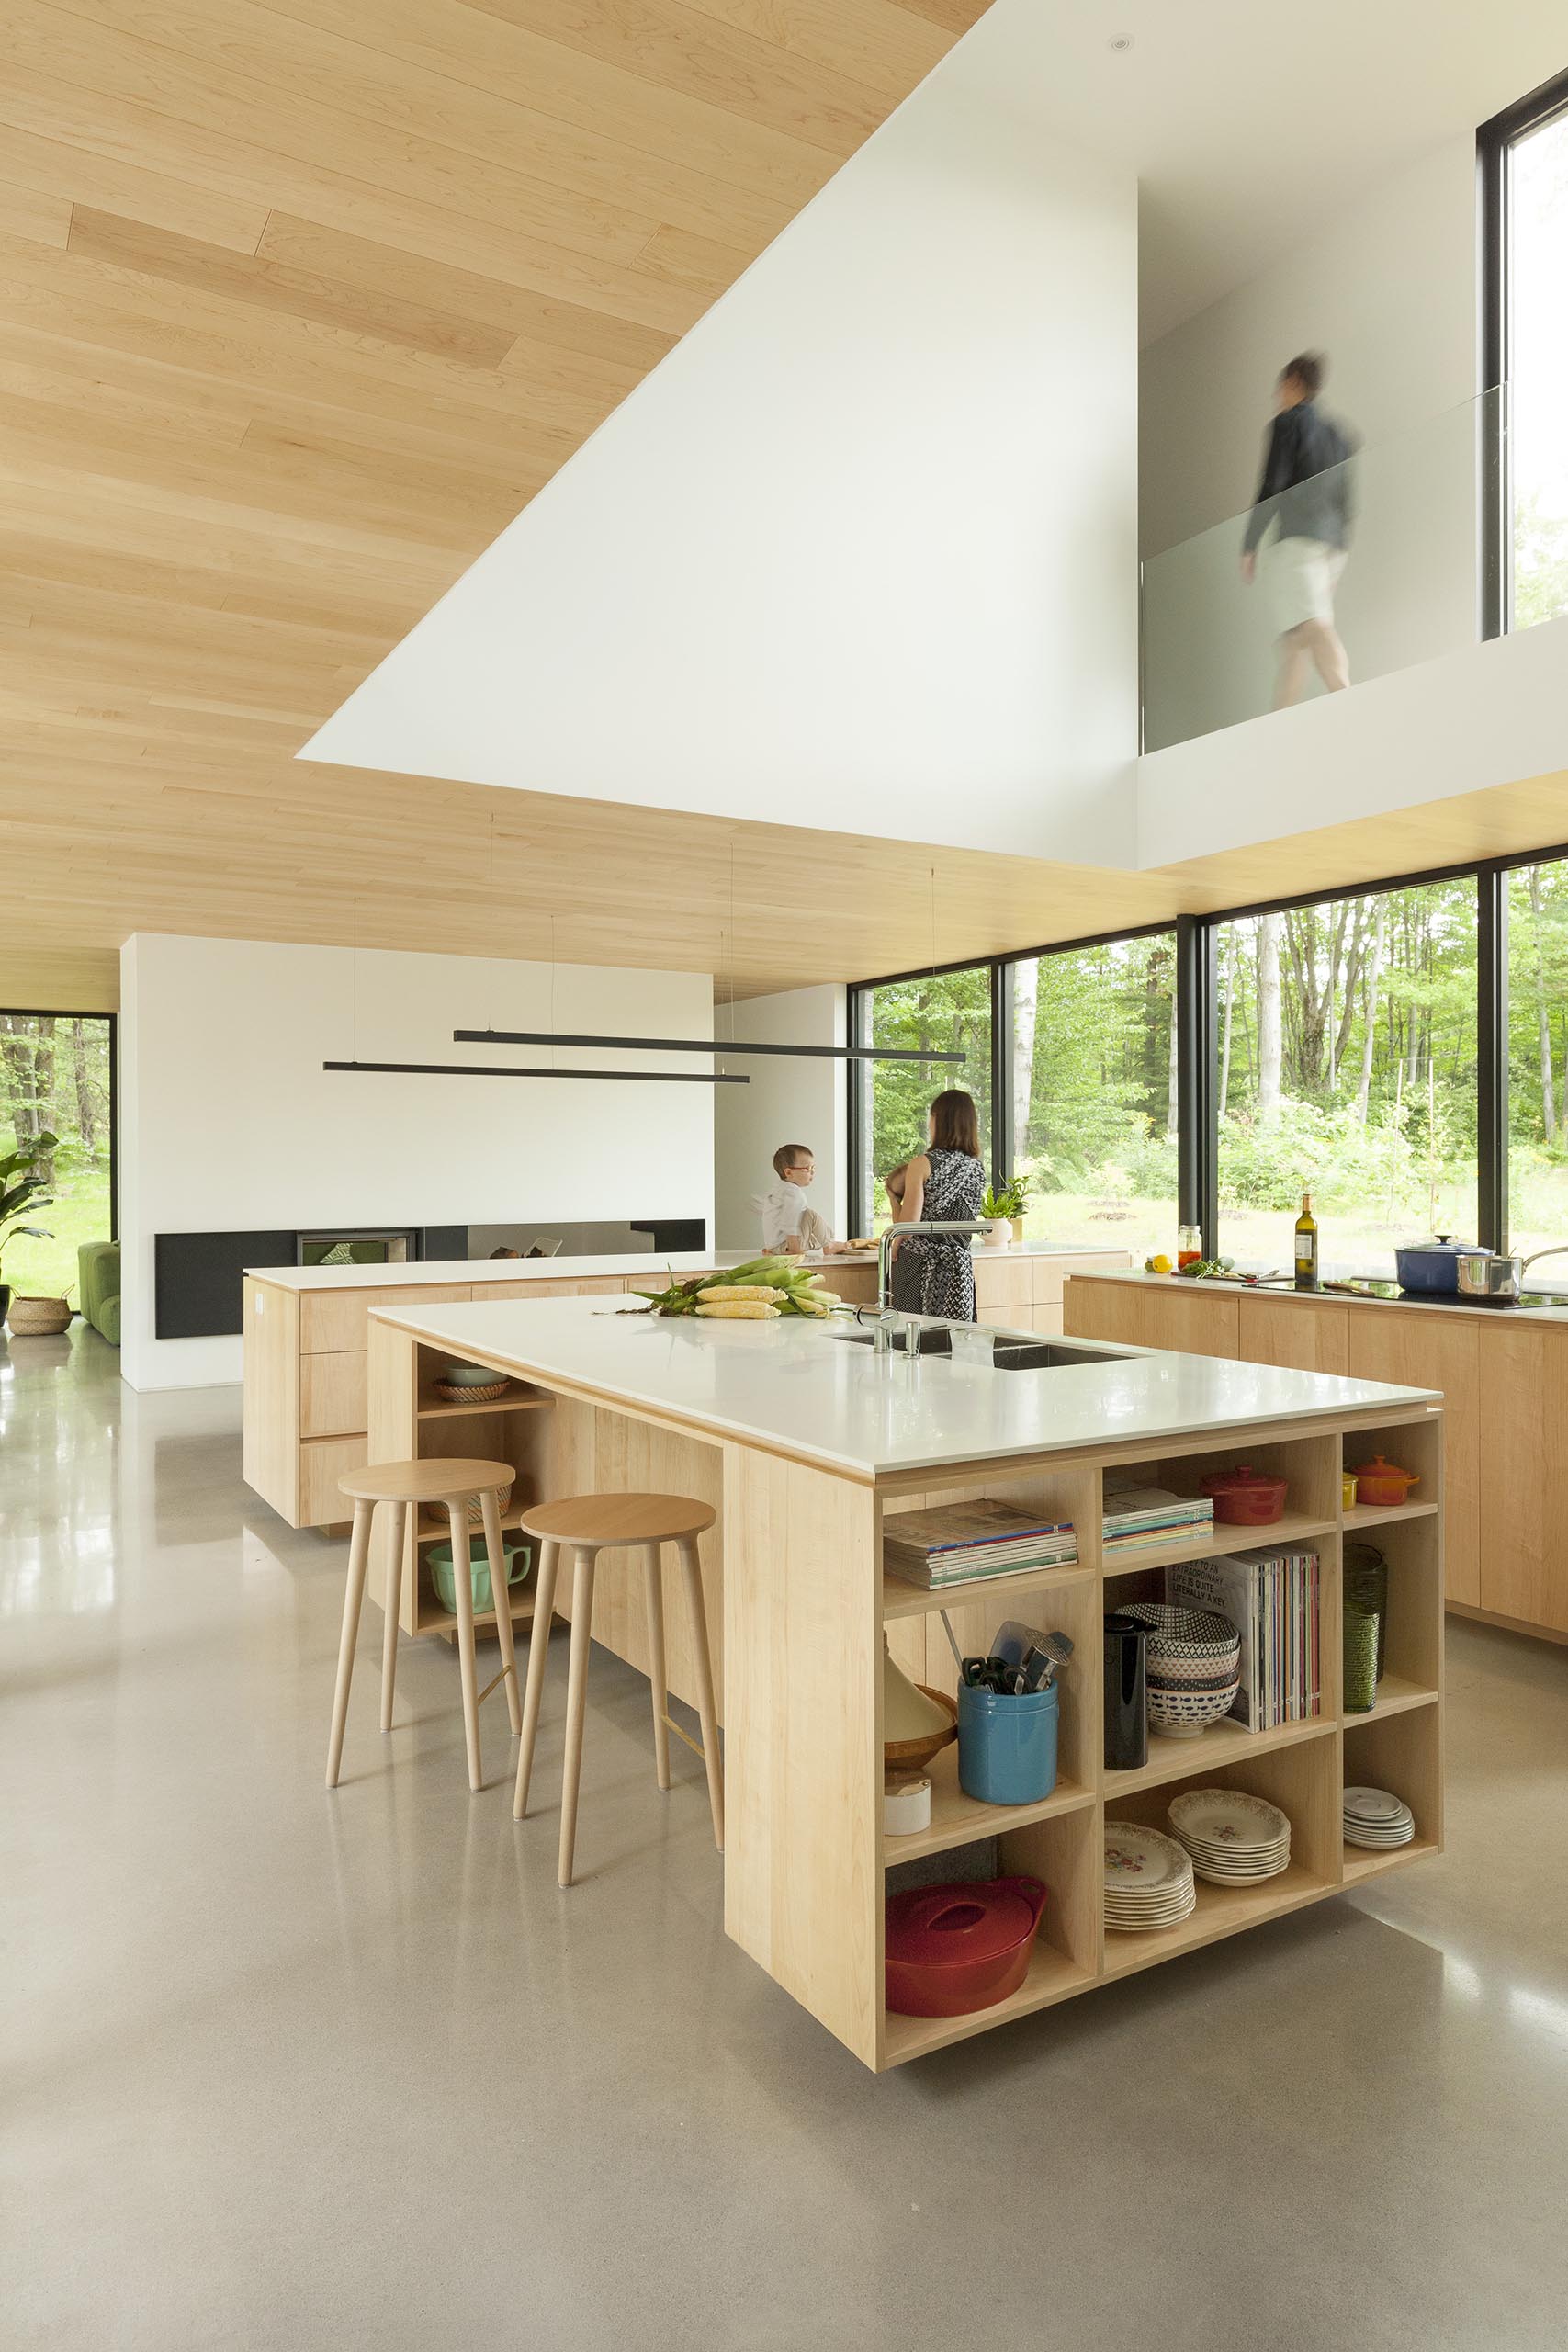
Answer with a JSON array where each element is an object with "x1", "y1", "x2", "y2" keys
[{"x1": 1108, "y1": 34, "x2": 1134, "y2": 51}]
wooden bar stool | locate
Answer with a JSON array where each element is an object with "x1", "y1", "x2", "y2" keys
[
  {"x1": 325, "y1": 1457, "x2": 523, "y2": 1795},
  {"x1": 512, "y1": 1493, "x2": 724, "y2": 1885}
]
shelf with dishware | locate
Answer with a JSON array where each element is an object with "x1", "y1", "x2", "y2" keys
[
  {"x1": 1343, "y1": 1498, "x2": 1438, "y2": 1532},
  {"x1": 1105, "y1": 1708, "x2": 1336, "y2": 1797}
]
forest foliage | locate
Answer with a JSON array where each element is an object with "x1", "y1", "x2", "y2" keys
[{"x1": 861, "y1": 865, "x2": 1568, "y2": 1255}]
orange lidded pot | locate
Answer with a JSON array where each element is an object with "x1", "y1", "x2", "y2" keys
[
  {"x1": 1200, "y1": 1464, "x2": 1288, "y2": 1525},
  {"x1": 1348, "y1": 1456, "x2": 1419, "y2": 1508}
]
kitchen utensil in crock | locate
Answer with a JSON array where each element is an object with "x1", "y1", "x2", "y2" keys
[{"x1": 884, "y1": 1875, "x2": 1048, "y2": 2016}]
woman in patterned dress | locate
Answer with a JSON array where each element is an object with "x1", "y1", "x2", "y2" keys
[{"x1": 885, "y1": 1089, "x2": 986, "y2": 1321}]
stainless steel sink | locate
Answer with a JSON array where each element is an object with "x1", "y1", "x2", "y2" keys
[
  {"x1": 828, "y1": 1327, "x2": 1117, "y2": 1368},
  {"x1": 990, "y1": 1340, "x2": 1119, "y2": 1371}
]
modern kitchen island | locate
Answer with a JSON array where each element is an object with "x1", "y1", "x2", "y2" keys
[
  {"x1": 241, "y1": 1243, "x2": 1130, "y2": 1528},
  {"x1": 359, "y1": 1291, "x2": 1444, "y2": 2070}
]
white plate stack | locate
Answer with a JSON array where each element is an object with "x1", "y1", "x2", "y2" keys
[
  {"x1": 1168, "y1": 1789, "x2": 1292, "y2": 1884},
  {"x1": 1343, "y1": 1786, "x2": 1416, "y2": 1849},
  {"x1": 1103, "y1": 1821, "x2": 1197, "y2": 1932}
]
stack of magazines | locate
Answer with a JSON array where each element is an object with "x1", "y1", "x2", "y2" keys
[
  {"x1": 1166, "y1": 1549, "x2": 1321, "y2": 1730},
  {"x1": 883, "y1": 1498, "x2": 1078, "y2": 1591},
  {"x1": 1102, "y1": 1485, "x2": 1215, "y2": 1555}
]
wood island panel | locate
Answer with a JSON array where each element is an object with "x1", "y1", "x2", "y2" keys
[
  {"x1": 1238, "y1": 1294, "x2": 1350, "y2": 1374},
  {"x1": 1065, "y1": 1278, "x2": 1238, "y2": 1358},
  {"x1": 1477, "y1": 1323, "x2": 1568, "y2": 1634},
  {"x1": 1347, "y1": 1312, "x2": 1480, "y2": 1610}
]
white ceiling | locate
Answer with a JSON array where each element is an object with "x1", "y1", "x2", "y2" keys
[{"x1": 961, "y1": 0, "x2": 1566, "y2": 344}]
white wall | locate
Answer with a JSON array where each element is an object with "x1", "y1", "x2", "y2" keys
[
  {"x1": 1137, "y1": 610, "x2": 1568, "y2": 868},
  {"x1": 304, "y1": 27, "x2": 1140, "y2": 866},
  {"x1": 712, "y1": 987, "x2": 847, "y2": 1250},
  {"x1": 119, "y1": 935, "x2": 715, "y2": 1390},
  {"x1": 1138, "y1": 137, "x2": 1481, "y2": 752}
]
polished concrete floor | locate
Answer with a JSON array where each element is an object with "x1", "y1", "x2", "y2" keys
[{"x1": 4, "y1": 1331, "x2": 1568, "y2": 2350}]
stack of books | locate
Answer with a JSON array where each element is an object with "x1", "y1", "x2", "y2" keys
[
  {"x1": 1166, "y1": 1548, "x2": 1321, "y2": 1730},
  {"x1": 1101, "y1": 1486, "x2": 1215, "y2": 1555},
  {"x1": 883, "y1": 1498, "x2": 1078, "y2": 1591}
]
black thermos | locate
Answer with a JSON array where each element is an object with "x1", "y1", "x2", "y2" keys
[{"x1": 1103, "y1": 1612, "x2": 1148, "y2": 1771}]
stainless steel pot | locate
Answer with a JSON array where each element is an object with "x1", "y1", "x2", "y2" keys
[{"x1": 1456, "y1": 1242, "x2": 1568, "y2": 1300}]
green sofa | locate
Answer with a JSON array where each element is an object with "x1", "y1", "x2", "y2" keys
[{"x1": 79, "y1": 1241, "x2": 121, "y2": 1345}]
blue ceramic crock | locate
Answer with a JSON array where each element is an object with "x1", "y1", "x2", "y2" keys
[{"x1": 957, "y1": 1679, "x2": 1059, "y2": 1804}]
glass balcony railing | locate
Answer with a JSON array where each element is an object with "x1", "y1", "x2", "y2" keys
[{"x1": 1140, "y1": 389, "x2": 1506, "y2": 754}]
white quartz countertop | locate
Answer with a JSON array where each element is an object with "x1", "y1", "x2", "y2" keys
[
  {"x1": 244, "y1": 1243, "x2": 1126, "y2": 1294},
  {"x1": 370, "y1": 1295, "x2": 1438, "y2": 1479},
  {"x1": 1063, "y1": 1264, "x2": 1568, "y2": 1327}
]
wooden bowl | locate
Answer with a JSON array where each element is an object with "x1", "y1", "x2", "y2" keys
[{"x1": 884, "y1": 1686, "x2": 958, "y2": 1773}]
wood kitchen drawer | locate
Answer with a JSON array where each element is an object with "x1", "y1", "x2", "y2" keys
[
  {"x1": 299, "y1": 1434, "x2": 368, "y2": 1526},
  {"x1": 973, "y1": 1257, "x2": 1032, "y2": 1308},
  {"x1": 300, "y1": 1350, "x2": 367, "y2": 1439},
  {"x1": 300, "y1": 1283, "x2": 471, "y2": 1352}
]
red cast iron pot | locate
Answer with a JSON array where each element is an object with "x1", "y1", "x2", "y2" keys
[
  {"x1": 885, "y1": 1875, "x2": 1049, "y2": 2018},
  {"x1": 1201, "y1": 1463, "x2": 1288, "y2": 1525},
  {"x1": 1348, "y1": 1455, "x2": 1420, "y2": 1508}
]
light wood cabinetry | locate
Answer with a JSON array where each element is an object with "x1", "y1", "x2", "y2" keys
[
  {"x1": 1477, "y1": 1325, "x2": 1568, "y2": 1634},
  {"x1": 1065, "y1": 1278, "x2": 1238, "y2": 1358},
  {"x1": 367, "y1": 1299, "x2": 1441, "y2": 2071},
  {"x1": 1066, "y1": 1273, "x2": 1568, "y2": 1638},
  {"x1": 1237, "y1": 1295, "x2": 1349, "y2": 1374},
  {"x1": 1345, "y1": 1313, "x2": 1480, "y2": 1610}
]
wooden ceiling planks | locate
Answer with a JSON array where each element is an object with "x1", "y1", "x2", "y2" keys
[{"x1": 3, "y1": 0, "x2": 1017, "y2": 1006}]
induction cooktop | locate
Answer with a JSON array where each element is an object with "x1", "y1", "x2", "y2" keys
[{"x1": 1331, "y1": 1280, "x2": 1568, "y2": 1310}]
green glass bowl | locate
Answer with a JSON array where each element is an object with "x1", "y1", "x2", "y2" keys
[{"x1": 427, "y1": 1536, "x2": 531, "y2": 1616}]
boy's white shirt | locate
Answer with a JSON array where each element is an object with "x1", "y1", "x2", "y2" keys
[{"x1": 757, "y1": 1181, "x2": 831, "y2": 1252}]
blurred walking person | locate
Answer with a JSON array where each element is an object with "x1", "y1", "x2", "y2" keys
[{"x1": 1240, "y1": 353, "x2": 1355, "y2": 709}]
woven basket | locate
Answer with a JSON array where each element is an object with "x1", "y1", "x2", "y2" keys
[
  {"x1": 434, "y1": 1376, "x2": 510, "y2": 1405},
  {"x1": 468, "y1": 1482, "x2": 513, "y2": 1527},
  {"x1": 6, "y1": 1295, "x2": 73, "y2": 1337}
]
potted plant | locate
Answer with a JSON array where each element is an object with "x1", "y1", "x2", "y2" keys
[
  {"x1": 979, "y1": 1182, "x2": 1017, "y2": 1250},
  {"x1": 0, "y1": 1131, "x2": 57, "y2": 1328},
  {"x1": 981, "y1": 1174, "x2": 1033, "y2": 1249}
]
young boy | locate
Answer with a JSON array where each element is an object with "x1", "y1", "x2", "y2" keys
[{"x1": 759, "y1": 1145, "x2": 854, "y2": 1257}]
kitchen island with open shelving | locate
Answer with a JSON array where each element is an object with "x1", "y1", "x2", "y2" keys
[{"x1": 362, "y1": 1294, "x2": 1443, "y2": 2071}]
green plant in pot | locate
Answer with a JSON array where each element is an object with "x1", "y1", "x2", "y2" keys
[
  {"x1": 0, "y1": 1132, "x2": 56, "y2": 1328},
  {"x1": 981, "y1": 1171, "x2": 1033, "y2": 1244}
]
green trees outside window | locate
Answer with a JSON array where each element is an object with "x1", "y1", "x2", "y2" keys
[{"x1": 0, "y1": 1014, "x2": 113, "y2": 1299}]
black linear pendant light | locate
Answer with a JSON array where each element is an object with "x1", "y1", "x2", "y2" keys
[
  {"x1": 452, "y1": 1027, "x2": 964, "y2": 1065},
  {"x1": 324, "y1": 1058, "x2": 748, "y2": 1084}
]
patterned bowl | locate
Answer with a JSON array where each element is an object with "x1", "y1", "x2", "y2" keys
[
  {"x1": 1147, "y1": 1662, "x2": 1241, "y2": 1694},
  {"x1": 1146, "y1": 1680, "x2": 1239, "y2": 1739},
  {"x1": 1145, "y1": 1646, "x2": 1241, "y2": 1687},
  {"x1": 1121, "y1": 1602, "x2": 1241, "y2": 1663}
]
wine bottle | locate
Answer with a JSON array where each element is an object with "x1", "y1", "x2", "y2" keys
[{"x1": 1294, "y1": 1191, "x2": 1319, "y2": 1292}]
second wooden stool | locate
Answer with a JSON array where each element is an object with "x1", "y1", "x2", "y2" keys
[{"x1": 512, "y1": 1492, "x2": 723, "y2": 1885}]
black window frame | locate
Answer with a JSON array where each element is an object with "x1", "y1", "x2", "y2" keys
[
  {"x1": 0, "y1": 1004, "x2": 118, "y2": 1245},
  {"x1": 1478, "y1": 65, "x2": 1568, "y2": 641},
  {"x1": 847, "y1": 841, "x2": 1568, "y2": 1264}
]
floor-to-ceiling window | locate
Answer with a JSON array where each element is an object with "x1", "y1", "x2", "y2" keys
[
  {"x1": 1483, "y1": 71, "x2": 1568, "y2": 633},
  {"x1": 1506, "y1": 856, "x2": 1568, "y2": 1259},
  {"x1": 1214, "y1": 884, "x2": 1478, "y2": 1277},
  {"x1": 1008, "y1": 933, "x2": 1179, "y2": 1262},
  {"x1": 852, "y1": 967, "x2": 991, "y2": 1235},
  {"x1": 0, "y1": 1012, "x2": 115, "y2": 1299}
]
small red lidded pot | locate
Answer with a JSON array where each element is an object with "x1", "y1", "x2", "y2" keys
[
  {"x1": 1201, "y1": 1464, "x2": 1288, "y2": 1525},
  {"x1": 1348, "y1": 1455, "x2": 1420, "y2": 1508},
  {"x1": 884, "y1": 1875, "x2": 1048, "y2": 2017}
]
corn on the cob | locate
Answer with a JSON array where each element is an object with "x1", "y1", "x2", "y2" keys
[
  {"x1": 694, "y1": 1299, "x2": 781, "y2": 1319},
  {"x1": 697, "y1": 1283, "x2": 784, "y2": 1301}
]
